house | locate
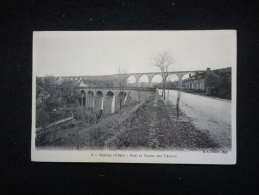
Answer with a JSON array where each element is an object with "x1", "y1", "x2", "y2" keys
[{"x1": 183, "y1": 68, "x2": 221, "y2": 92}]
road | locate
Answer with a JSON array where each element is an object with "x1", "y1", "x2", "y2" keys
[{"x1": 159, "y1": 89, "x2": 232, "y2": 125}]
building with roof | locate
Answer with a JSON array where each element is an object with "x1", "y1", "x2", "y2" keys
[{"x1": 183, "y1": 68, "x2": 222, "y2": 92}]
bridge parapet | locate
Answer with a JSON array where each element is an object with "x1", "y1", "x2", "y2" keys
[{"x1": 75, "y1": 86, "x2": 156, "y2": 92}]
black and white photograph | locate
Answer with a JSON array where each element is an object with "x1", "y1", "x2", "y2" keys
[{"x1": 32, "y1": 31, "x2": 236, "y2": 164}]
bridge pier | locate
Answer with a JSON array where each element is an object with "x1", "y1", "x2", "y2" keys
[
  {"x1": 135, "y1": 75, "x2": 141, "y2": 87},
  {"x1": 167, "y1": 73, "x2": 183, "y2": 89},
  {"x1": 148, "y1": 75, "x2": 154, "y2": 87}
]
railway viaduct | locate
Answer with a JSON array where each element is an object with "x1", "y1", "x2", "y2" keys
[
  {"x1": 39, "y1": 70, "x2": 206, "y2": 88},
  {"x1": 39, "y1": 70, "x2": 207, "y2": 114}
]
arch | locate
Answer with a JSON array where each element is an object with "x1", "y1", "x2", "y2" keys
[
  {"x1": 138, "y1": 75, "x2": 149, "y2": 87},
  {"x1": 182, "y1": 73, "x2": 194, "y2": 80},
  {"x1": 79, "y1": 90, "x2": 86, "y2": 106},
  {"x1": 104, "y1": 91, "x2": 115, "y2": 114},
  {"x1": 116, "y1": 92, "x2": 127, "y2": 110},
  {"x1": 151, "y1": 74, "x2": 163, "y2": 87},
  {"x1": 166, "y1": 74, "x2": 179, "y2": 88},
  {"x1": 87, "y1": 90, "x2": 95, "y2": 109},
  {"x1": 127, "y1": 75, "x2": 137, "y2": 87},
  {"x1": 95, "y1": 91, "x2": 104, "y2": 111}
]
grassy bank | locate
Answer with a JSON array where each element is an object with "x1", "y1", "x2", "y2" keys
[{"x1": 51, "y1": 99, "x2": 147, "y2": 149}]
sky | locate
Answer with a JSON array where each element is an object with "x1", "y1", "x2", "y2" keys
[{"x1": 34, "y1": 30, "x2": 236, "y2": 83}]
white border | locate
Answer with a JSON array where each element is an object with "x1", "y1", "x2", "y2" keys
[{"x1": 31, "y1": 30, "x2": 236, "y2": 164}]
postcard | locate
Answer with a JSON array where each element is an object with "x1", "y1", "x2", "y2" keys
[{"x1": 32, "y1": 30, "x2": 236, "y2": 164}]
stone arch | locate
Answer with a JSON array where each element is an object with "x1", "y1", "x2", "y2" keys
[
  {"x1": 87, "y1": 90, "x2": 95, "y2": 109},
  {"x1": 79, "y1": 90, "x2": 86, "y2": 106},
  {"x1": 138, "y1": 75, "x2": 149, "y2": 87},
  {"x1": 104, "y1": 91, "x2": 115, "y2": 114},
  {"x1": 116, "y1": 92, "x2": 127, "y2": 110},
  {"x1": 182, "y1": 73, "x2": 194, "y2": 80},
  {"x1": 95, "y1": 91, "x2": 104, "y2": 111},
  {"x1": 166, "y1": 74, "x2": 179, "y2": 88},
  {"x1": 151, "y1": 74, "x2": 163, "y2": 87},
  {"x1": 127, "y1": 75, "x2": 137, "y2": 87}
]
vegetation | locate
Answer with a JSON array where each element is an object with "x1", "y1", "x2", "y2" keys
[
  {"x1": 151, "y1": 51, "x2": 176, "y2": 100},
  {"x1": 38, "y1": 93, "x2": 219, "y2": 151},
  {"x1": 47, "y1": 99, "x2": 142, "y2": 149},
  {"x1": 115, "y1": 66, "x2": 128, "y2": 112},
  {"x1": 36, "y1": 77, "x2": 76, "y2": 128}
]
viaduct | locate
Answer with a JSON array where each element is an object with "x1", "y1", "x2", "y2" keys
[
  {"x1": 74, "y1": 87, "x2": 155, "y2": 114},
  {"x1": 38, "y1": 70, "x2": 207, "y2": 114},
  {"x1": 39, "y1": 70, "x2": 206, "y2": 88}
]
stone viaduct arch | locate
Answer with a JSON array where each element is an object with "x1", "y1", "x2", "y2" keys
[
  {"x1": 76, "y1": 87, "x2": 119, "y2": 114},
  {"x1": 40, "y1": 70, "x2": 205, "y2": 89},
  {"x1": 79, "y1": 90, "x2": 86, "y2": 106},
  {"x1": 87, "y1": 90, "x2": 95, "y2": 109},
  {"x1": 124, "y1": 71, "x2": 202, "y2": 88},
  {"x1": 104, "y1": 91, "x2": 115, "y2": 114},
  {"x1": 115, "y1": 92, "x2": 127, "y2": 110},
  {"x1": 75, "y1": 88, "x2": 131, "y2": 115},
  {"x1": 95, "y1": 91, "x2": 104, "y2": 111}
]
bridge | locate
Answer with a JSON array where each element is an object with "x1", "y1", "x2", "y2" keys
[
  {"x1": 75, "y1": 87, "x2": 156, "y2": 114},
  {"x1": 39, "y1": 69, "x2": 207, "y2": 88},
  {"x1": 38, "y1": 70, "x2": 211, "y2": 114},
  {"x1": 116, "y1": 70, "x2": 206, "y2": 87}
]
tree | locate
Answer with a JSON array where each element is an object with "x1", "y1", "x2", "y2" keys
[
  {"x1": 138, "y1": 82, "x2": 146, "y2": 103},
  {"x1": 151, "y1": 51, "x2": 176, "y2": 100},
  {"x1": 61, "y1": 80, "x2": 77, "y2": 104},
  {"x1": 166, "y1": 74, "x2": 173, "y2": 102},
  {"x1": 115, "y1": 66, "x2": 128, "y2": 113},
  {"x1": 176, "y1": 89, "x2": 182, "y2": 120}
]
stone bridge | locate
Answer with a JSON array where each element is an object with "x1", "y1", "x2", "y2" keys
[
  {"x1": 40, "y1": 70, "x2": 206, "y2": 88},
  {"x1": 119, "y1": 70, "x2": 206, "y2": 87},
  {"x1": 75, "y1": 87, "x2": 156, "y2": 114}
]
